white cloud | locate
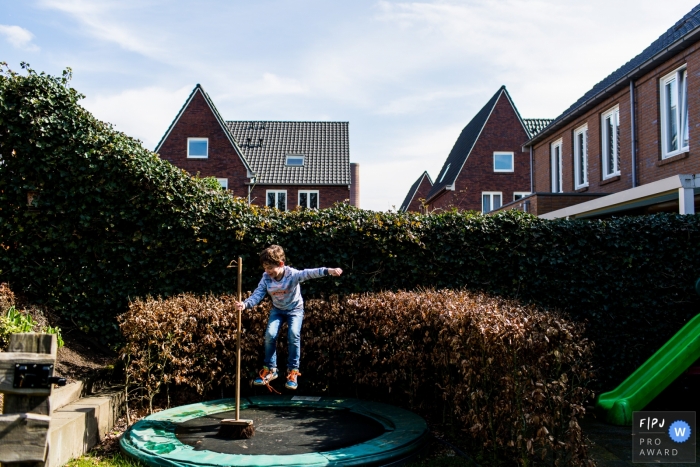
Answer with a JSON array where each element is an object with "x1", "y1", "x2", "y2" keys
[
  {"x1": 81, "y1": 85, "x2": 193, "y2": 150},
  {"x1": 39, "y1": 0, "x2": 164, "y2": 58},
  {"x1": 0, "y1": 25, "x2": 39, "y2": 51}
]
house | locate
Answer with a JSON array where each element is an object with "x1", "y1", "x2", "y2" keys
[
  {"x1": 402, "y1": 86, "x2": 551, "y2": 213},
  {"x1": 399, "y1": 171, "x2": 433, "y2": 213},
  {"x1": 155, "y1": 85, "x2": 359, "y2": 210},
  {"x1": 500, "y1": 4, "x2": 700, "y2": 218}
]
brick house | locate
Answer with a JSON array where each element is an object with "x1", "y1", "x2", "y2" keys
[
  {"x1": 402, "y1": 86, "x2": 550, "y2": 213},
  {"x1": 500, "y1": 5, "x2": 700, "y2": 218},
  {"x1": 155, "y1": 85, "x2": 359, "y2": 210},
  {"x1": 399, "y1": 171, "x2": 433, "y2": 213}
]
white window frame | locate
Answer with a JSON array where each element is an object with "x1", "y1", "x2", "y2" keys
[
  {"x1": 550, "y1": 138, "x2": 563, "y2": 193},
  {"x1": 573, "y1": 124, "x2": 588, "y2": 189},
  {"x1": 482, "y1": 191, "x2": 502, "y2": 213},
  {"x1": 286, "y1": 155, "x2": 305, "y2": 166},
  {"x1": 513, "y1": 192, "x2": 530, "y2": 201},
  {"x1": 298, "y1": 190, "x2": 319, "y2": 209},
  {"x1": 266, "y1": 190, "x2": 287, "y2": 211},
  {"x1": 601, "y1": 106, "x2": 620, "y2": 179},
  {"x1": 660, "y1": 65, "x2": 689, "y2": 159},
  {"x1": 493, "y1": 152, "x2": 514, "y2": 173},
  {"x1": 216, "y1": 178, "x2": 228, "y2": 190},
  {"x1": 438, "y1": 163, "x2": 451, "y2": 183},
  {"x1": 187, "y1": 137, "x2": 209, "y2": 159}
]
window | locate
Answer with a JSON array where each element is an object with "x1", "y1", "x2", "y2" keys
[
  {"x1": 438, "y1": 163, "x2": 450, "y2": 183},
  {"x1": 660, "y1": 66, "x2": 689, "y2": 158},
  {"x1": 482, "y1": 192, "x2": 502, "y2": 213},
  {"x1": 286, "y1": 155, "x2": 304, "y2": 166},
  {"x1": 601, "y1": 106, "x2": 620, "y2": 178},
  {"x1": 573, "y1": 124, "x2": 588, "y2": 189},
  {"x1": 513, "y1": 192, "x2": 530, "y2": 201},
  {"x1": 493, "y1": 152, "x2": 514, "y2": 172},
  {"x1": 187, "y1": 138, "x2": 208, "y2": 158},
  {"x1": 266, "y1": 190, "x2": 287, "y2": 211},
  {"x1": 550, "y1": 139, "x2": 563, "y2": 193},
  {"x1": 298, "y1": 190, "x2": 319, "y2": 209},
  {"x1": 217, "y1": 178, "x2": 228, "y2": 190}
]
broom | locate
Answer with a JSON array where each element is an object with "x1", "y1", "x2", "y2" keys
[{"x1": 219, "y1": 256, "x2": 255, "y2": 439}]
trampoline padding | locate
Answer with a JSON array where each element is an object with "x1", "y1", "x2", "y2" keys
[{"x1": 121, "y1": 396, "x2": 429, "y2": 467}]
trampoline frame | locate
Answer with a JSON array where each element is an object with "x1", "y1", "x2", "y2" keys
[{"x1": 120, "y1": 395, "x2": 429, "y2": 467}]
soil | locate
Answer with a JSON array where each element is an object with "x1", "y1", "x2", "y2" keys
[{"x1": 54, "y1": 327, "x2": 117, "y2": 383}]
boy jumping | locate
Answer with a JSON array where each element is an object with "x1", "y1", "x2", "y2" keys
[{"x1": 235, "y1": 245, "x2": 342, "y2": 390}]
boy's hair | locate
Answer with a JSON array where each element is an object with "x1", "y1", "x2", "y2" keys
[{"x1": 260, "y1": 245, "x2": 286, "y2": 267}]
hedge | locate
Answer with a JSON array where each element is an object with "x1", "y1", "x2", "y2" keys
[
  {"x1": 1, "y1": 66, "x2": 699, "y2": 389},
  {"x1": 120, "y1": 291, "x2": 594, "y2": 466}
]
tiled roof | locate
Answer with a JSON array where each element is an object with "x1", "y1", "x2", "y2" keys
[
  {"x1": 523, "y1": 119, "x2": 553, "y2": 138},
  {"x1": 399, "y1": 171, "x2": 433, "y2": 212},
  {"x1": 227, "y1": 121, "x2": 350, "y2": 185},
  {"x1": 527, "y1": 4, "x2": 700, "y2": 145}
]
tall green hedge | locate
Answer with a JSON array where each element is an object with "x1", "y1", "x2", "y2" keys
[{"x1": 2, "y1": 66, "x2": 699, "y2": 389}]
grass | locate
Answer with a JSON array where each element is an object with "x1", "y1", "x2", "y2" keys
[
  {"x1": 65, "y1": 451, "x2": 473, "y2": 467},
  {"x1": 65, "y1": 453, "x2": 144, "y2": 467}
]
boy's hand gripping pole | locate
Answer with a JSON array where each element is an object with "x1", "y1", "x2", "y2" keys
[{"x1": 220, "y1": 257, "x2": 255, "y2": 438}]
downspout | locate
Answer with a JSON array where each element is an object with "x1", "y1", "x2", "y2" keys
[
  {"x1": 630, "y1": 80, "x2": 638, "y2": 188},
  {"x1": 248, "y1": 177, "x2": 257, "y2": 205},
  {"x1": 529, "y1": 145, "x2": 534, "y2": 193}
]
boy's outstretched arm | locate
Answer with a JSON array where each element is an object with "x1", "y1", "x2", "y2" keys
[{"x1": 296, "y1": 267, "x2": 343, "y2": 282}]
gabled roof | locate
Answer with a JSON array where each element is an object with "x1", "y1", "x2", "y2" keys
[
  {"x1": 154, "y1": 85, "x2": 254, "y2": 175},
  {"x1": 426, "y1": 86, "x2": 528, "y2": 201},
  {"x1": 527, "y1": 4, "x2": 700, "y2": 146},
  {"x1": 523, "y1": 119, "x2": 553, "y2": 138},
  {"x1": 227, "y1": 121, "x2": 350, "y2": 185},
  {"x1": 399, "y1": 171, "x2": 433, "y2": 212}
]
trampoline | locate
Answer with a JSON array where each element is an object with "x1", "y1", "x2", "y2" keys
[{"x1": 121, "y1": 395, "x2": 429, "y2": 466}]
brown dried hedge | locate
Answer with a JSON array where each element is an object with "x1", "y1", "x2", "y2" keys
[{"x1": 120, "y1": 289, "x2": 594, "y2": 465}]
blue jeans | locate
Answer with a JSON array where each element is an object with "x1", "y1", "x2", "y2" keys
[{"x1": 264, "y1": 307, "x2": 304, "y2": 371}]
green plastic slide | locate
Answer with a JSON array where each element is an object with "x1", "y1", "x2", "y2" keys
[{"x1": 595, "y1": 313, "x2": 700, "y2": 426}]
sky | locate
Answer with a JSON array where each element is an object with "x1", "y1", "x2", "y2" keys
[{"x1": 2, "y1": 0, "x2": 699, "y2": 211}]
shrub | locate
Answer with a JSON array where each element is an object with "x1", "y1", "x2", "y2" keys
[{"x1": 119, "y1": 290, "x2": 594, "y2": 466}]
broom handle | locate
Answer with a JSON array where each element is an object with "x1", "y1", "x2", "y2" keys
[{"x1": 236, "y1": 256, "x2": 242, "y2": 421}]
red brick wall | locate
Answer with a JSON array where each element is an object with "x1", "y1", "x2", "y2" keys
[
  {"x1": 405, "y1": 177, "x2": 433, "y2": 213},
  {"x1": 156, "y1": 90, "x2": 251, "y2": 199},
  {"x1": 251, "y1": 185, "x2": 350, "y2": 210},
  {"x1": 428, "y1": 93, "x2": 531, "y2": 212},
  {"x1": 495, "y1": 193, "x2": 608, "y2": 216},
  {"x1": 533, "y1": 43, "x2": 700, "y2": 194}
]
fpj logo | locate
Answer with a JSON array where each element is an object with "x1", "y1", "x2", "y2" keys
[{"x1": 632, "y1": 411, "x2": 696, "y2": 463}]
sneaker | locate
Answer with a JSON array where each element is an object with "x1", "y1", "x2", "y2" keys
[
  {"x1": 253, "y1": 366, "x2": 278, "y2": 386},
  {"x1": 285, "y1": 369, "x2": 301, "y2": 390}
]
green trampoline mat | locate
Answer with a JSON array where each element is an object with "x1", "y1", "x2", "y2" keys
[
  {"x1": 176, "y1": 407, "x2": 386, "y2": 455},
  {"x1": 121, "y1": 395, "x2": 430, "y2": 467}
]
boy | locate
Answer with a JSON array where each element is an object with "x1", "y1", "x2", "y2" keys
[{"x1": 235, "y1": 245, "x2": 342, "y2": 390}]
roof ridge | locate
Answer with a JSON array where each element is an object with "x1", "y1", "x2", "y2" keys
[{"x1": 227, "y1": 120, "x2": 349, "y2": 124}]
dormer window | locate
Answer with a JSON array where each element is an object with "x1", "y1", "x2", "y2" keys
[
  {"x1": 286, "y1": 155, "x2": 304, "y2": 166},
  {"x1": 188, "y1": 138, "x2": 208, "y2": 158}
]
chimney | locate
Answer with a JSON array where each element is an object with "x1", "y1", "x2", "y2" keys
[{"x1": 350, "y1": 162, "x2": 360, "y2": 208}]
